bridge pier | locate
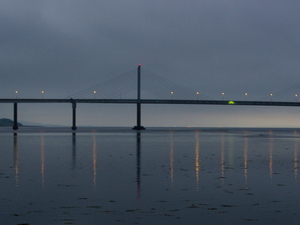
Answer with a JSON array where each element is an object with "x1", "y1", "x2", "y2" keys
[
  {"x1": 133, "y1": 102, "x2": 145, "y2": 130},
  {"x1": 13, "y1": 103, "x2": 18, "y2": 130},
  {"x1": 132, "y1": 64, "x2": 145, "y2": 130},
  {"x1": 72, "y1": 101, "x2": 77, "y2": 130}
]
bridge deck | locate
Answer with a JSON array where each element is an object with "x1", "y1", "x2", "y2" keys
[{"x1": 0, "y1": 99, "x2": 300, "y2": 107}]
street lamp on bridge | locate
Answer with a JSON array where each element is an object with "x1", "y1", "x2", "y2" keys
[
  {"x1": 221, "y1": 92, "x2": 225, "y2": 100},
  {"x1": 170, "y1": 91, "x2": 174, "y2": 99},
  {"x1": 196, "y1": 92, "x2": 200, "y2": 100},
  {"x1": 15, "y1": 91, "x2": 18, "y2": 99},
  {"x1": 245, "y1": 93, "x2": 248, "y2": 101},
  {"x1": 41, "y1": 91, "x2": 44, "y2": 99}
]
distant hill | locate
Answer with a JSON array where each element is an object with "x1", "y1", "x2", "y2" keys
[{"x1": 0, "y1": 118, "x2": 23, "y2": 126}]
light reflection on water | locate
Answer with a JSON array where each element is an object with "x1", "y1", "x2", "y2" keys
[
  {"x1": 243, "y1": 132, "x2": 249, "y2": 188},
  {"x1": 1, "y1": 128, "x2": 300, "y2": 224},
  {"x1": 294, "y1": 130, "x2": 298, "y2": 180},
  {"x1": 194, "y1": 132, "x2": 200, "y2": 190}
]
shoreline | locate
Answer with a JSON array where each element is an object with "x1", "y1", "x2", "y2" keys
[{"x1": 1, "y1": 126, "x2": 300, "y2": 134}]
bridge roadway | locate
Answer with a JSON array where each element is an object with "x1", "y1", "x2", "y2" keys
[
  {"x1": 1, "y1": 98, "x2": 300, "y2": 106},
  {"x1": 2, "y1": 98, "x2": 300, "y2": 130}
]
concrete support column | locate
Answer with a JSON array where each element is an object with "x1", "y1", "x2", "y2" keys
[
  {"x1": 133, "y1": 64, "x2": 145, "y2": 130},
  {"x1": 13, "y1": 103, "x2": 18, "y2": 130},
  {"x1": 72, "y1": 102, "x2": 77, "y2": 130}
]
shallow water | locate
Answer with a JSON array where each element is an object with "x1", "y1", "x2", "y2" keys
[{"x1": 1, "y1": 127, "x2": 300, "y2": 224}]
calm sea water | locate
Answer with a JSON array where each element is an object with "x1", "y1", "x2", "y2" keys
[{"x1": 1, "y1": 127, "x2": 300, "y2": 225}]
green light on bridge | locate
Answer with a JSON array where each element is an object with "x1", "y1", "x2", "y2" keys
[{"x1": 228, "y1": 101, "x2": 235, "y2": 105}]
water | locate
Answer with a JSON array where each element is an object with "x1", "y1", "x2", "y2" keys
[{"x1": 1, "y1": 127, "x2": 300, "y2": 224}]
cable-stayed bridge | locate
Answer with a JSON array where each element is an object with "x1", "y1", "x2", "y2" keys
[{"x1": 2, "y1": 65, "x2": 300, "y2": 130}]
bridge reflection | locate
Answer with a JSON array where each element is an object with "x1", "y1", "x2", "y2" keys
[
  {"x1": 12, "y1": 130, "x2": 300, "y2": 194},
  {"x1": 13, "y1": 135, "x2": 19, "y2": 187},
  {"x1": 136, "y1": 132, "x2": 141, "y2": 201}
]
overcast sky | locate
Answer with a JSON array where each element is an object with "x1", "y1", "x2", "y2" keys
[{"x1": 1, "y1": 0, "x2": 300, "y2": 127}]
